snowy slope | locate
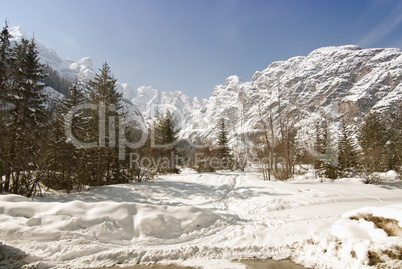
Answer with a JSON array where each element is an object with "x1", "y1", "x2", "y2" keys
[{"x1": 0, "y1": 171, "x2": 401, "y2": 268}]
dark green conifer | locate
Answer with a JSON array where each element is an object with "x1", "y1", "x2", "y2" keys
[
  {"x1": 86, "y1": 62, "x2": 124, "y2": 185},
  {"x1": 149, "y1": 110, "x2": 180, "y2": 173},
  {"x1": 215, "y1": 118, "x2": 233, "y2": 170},
  {"x1": 0, "y1": 21, "x2": 12, "y2": 193},
  {"x1": 358, "y1": 112, "x2": 387, "y2": 173},
  {"x1": 6, "y1": 38, "x2": 48, "y2": 195},
  {"x1": 338, "y1": 121, "x2": 357, "y2": 174}
]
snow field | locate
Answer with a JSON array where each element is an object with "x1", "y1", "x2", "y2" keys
[{"x1": 0, "y1": 170, "x2": 401, "y2": 268}]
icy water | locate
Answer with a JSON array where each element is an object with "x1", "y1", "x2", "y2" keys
[{"x1": 96, "y1": 259, "x2": 306, "y2": 268}]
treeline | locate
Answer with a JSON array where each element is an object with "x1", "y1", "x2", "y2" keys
[
  {"x1": 251, "y1": 101, "x2": 402, "y2": 181},
  {"x1": 356, "y1": 109, "x2": 401, "y2": 182},
  {"x1": 312, "y1": 109, "x2": 402, "y2": 181}
]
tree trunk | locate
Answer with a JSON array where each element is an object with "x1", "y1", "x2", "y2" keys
[
  {"x1": 97, "y1": 147, "x2": 103, "y2": 186},
  {"x1": 67, "y1": 165, "x2": 71, "y2": 194}
]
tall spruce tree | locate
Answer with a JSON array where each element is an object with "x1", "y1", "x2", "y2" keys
[
  {"x1": 5, "y1": 38, "x2": 48, "y2": 195},
  {"x1": 0, "y1": 21, "x2": 11, "y2": 103},
  {"x1": 0, "y1": 21, "x2": 12, "y2": 192},
  {"x1": 64, "y1": 84, "x2": 91, "y2": 187},
  {"x1": 215, "y1": 118, "x2": 233, "y2": 170},
  {"x1": 86, "y1": 62, "x2": 124, "y2": 185}
]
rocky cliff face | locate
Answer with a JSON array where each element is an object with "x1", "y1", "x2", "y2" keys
[{"x1": 252, "y1": 45, "x2": 401, "y2": 118}]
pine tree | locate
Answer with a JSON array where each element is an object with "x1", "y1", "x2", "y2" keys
[
  {"x1": 0, "y1": 21, "x2": 12, "y2": 193},
  {"x1": 46, "y1": 105, "x2": 74, "y2": 191},
  {"x1": 338, "y1": 121, "x2": 357, "y2": 175},
  {"x1": 5, "y1": 38, "x2": 48, "y2": 195},
  {"x1": 65, "y1": 84, "x2": 92, "y2": 187},
  {"x1": 0, "y1": 20, "x2": 11, "y2": 103},
  {"x1": 386, "y1": 105, "x2": 402, "y2": 172},
  {"x1": 149, "y1": 110, "x2": 180, "y2": 173},
  {"x1": 358, "y1": 112, "x2": 387, "y2": 174},
  {"x1": 45, "y1": 84, "x2": 88, "y2": 192},
  {"x1": 152, "y1": 110, "x2": 180, "y2": 146},
  {"x1": 314, "y1": 119, "x2": 338, "y2": 179},
  {"x1": 215, "y1": 118, "x2": 233, "y2": 170},
  {"x1": 63, "y1": 83, "x2": 90, "y2": 144},
  {"x1": 86, "y1": 62, "x2": 124, "y2": 185}
]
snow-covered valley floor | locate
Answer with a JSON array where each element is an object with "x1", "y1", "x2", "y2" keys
[{"x1": 1, "y1": 171, "x2": 402, "y2": 268}]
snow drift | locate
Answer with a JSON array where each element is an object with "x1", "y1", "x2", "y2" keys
[{"x1": 0, "y1": 195, "x2": 222, "y2": 242}]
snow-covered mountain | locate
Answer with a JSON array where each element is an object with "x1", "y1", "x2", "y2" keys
[
  {"x1": 11, "y1": 26, "x2": 401, "y2": 147},
  {"x1": 122, "y1": 45, "x2": 401, "y2": 147}
]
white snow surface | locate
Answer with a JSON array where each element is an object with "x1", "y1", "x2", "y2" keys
[{"x1": 1, "y1": 171, "x2": 402, "y2": 268}]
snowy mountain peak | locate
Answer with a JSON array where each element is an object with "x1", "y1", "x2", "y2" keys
[
  {"x1": 308, "y1": 45, "x2": 362, "y2": 56},
  {"x1": 69, "y1": 57, "x2": 95, "y2": 81},
  {"x1": 9, "y1": 25, "x2": 25, "y2": 40},
  {"x1": 136, "y1": 85, "x2": 159, "y2": 99},
  {"x1": 224, "y1": 75, "x2": 243, "y2": 88}
]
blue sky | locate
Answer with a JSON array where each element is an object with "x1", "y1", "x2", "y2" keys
[{"x1": 1, "y1": 0, "x2": 402, "y2": 99}]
